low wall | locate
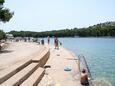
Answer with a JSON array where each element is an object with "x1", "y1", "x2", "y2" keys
[{"x1": 32, "y1": 45, "x2": 50, "y2": 67}]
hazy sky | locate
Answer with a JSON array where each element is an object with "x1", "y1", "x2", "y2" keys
[{"x1": 0, "y1": 0, "x2": 115, "y2": 32}]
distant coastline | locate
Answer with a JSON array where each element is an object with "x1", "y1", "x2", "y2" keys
[
  {"x1": 1, "y1": 21, "x2": 115, "y2": 41},
  {"x1": 8, "y1": 21, "x2": 115, "y2": 38}
]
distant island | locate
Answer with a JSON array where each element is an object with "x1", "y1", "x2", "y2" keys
[{"x1": 0, "y1": 21, "x2": 115, "y2": 40}]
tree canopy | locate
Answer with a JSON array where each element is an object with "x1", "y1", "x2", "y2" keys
[
  {"x1": 0, "y1": 0, "x2": 13, "y2": 23},
  {"x1": 0, "y1": 0, "x2": 13, "y2": 40},
  {"x1": 9, "y1": 22, "x2": 115, "y2": 37}
]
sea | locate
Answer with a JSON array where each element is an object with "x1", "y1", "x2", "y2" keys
[{"x1": 43, "y1": 37, "x2": 115, "y2": 86}]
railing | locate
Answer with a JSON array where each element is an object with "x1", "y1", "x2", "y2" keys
[{"x1": 78, "y1": 54, "x2": 94, "y2": 86}]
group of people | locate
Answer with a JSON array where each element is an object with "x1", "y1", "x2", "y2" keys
[{"x1": 47, "y1": 36, "x2": 61, "y2": 49}]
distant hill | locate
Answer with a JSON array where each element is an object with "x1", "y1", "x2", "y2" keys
[{"x1": 9, "y1": 21, "x2": 115, "y2": 37}]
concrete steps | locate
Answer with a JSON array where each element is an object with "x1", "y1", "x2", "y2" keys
[
  {"x1": 20, "y1": 67, "x2": 45, "y2": 86},
  {"x1": 0, "y1": 45, "x2": 50, "y2": 86},
  {"x1": 0, "y1": 59, "x2": 32, "y2": 84},
  {"x1": 0, "y1": 62, "x2": 45, "y2": 86},
  {"x1": 0, "y1": 63, "x2": 39, "y2": 86}
]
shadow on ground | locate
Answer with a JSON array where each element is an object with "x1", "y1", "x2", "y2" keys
[{"x1": 0, "y1": 50, "x2": 13, "y2": 54}]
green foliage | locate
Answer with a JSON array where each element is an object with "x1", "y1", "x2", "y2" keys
[
  {"x1": 0, "y1": 9, "x2": 14, "y2": 22},
  {"x1": 0, "y1": 0, "x2": 13, "y2": 23},
  {"x1": 0, "y1": 29, "x2": 5, "y2": 40},
  {"x1": 0, "y1": 0, "x2": 4, "y2": 5},
  {"x1": 9, "y1": 22, "x2": 115, "y2": 37}
]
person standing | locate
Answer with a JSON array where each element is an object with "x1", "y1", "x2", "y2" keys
[
  {"x1": 47, "y1": 36, "x2": 50, "y2": 44},
  {"x1": 41, "y1": 38, "x2": 44, "y2": 45},
  {"x1": 54, "y1": 37, "x2": 59, "y2": 49}
]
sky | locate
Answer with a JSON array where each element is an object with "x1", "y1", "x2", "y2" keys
[{"x1": 0, "y1": 0, "x2": 115, "y2": 32}]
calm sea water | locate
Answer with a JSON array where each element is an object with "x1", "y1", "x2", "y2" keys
[{"x1": 44, "y1": 38, "x2": 115, "y2": 86}]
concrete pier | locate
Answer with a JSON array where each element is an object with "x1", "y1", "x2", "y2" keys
[{"x1": 39, "y1": 46, "x2": 81, "y2": 86}]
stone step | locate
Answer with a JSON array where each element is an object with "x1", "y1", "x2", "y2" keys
[
  {"x1": 0, "y1": 63, "x2": 39, "y2": 86},
  {"x1": 20, "y1": 67, "x2": 45, "y2": 86},
  {"x1": 32, "y1": 49, "x2": 50, "y2": 67},
  {"x1": 32, "y1": 45, "x2": 50, "y2": 62},
  {"x1": 0, "y1": 59, "x2": 32, "y2": 84}
]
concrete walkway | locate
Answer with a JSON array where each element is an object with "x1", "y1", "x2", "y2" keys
[
  {"x1": 39, "y1": 46, "x2": 81, "y2": 86},
  {"x1": 0, "y1": 42, "x2": 42, "y2": 70}
]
